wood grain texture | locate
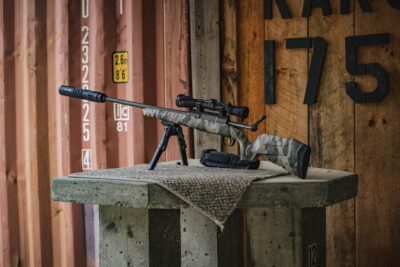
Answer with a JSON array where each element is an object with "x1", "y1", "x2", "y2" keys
[
  {"x1": 221, "y1": 0, "x2": 239, "y2": 154},
  {"x1": 190, "y1": 0, "x2": 221, "y2": 157},
  {"x1": 0, "y1": 0, "x2": 21, "y2": 265},
  {"x1": 20, "y1": 0, "x2": 53, "y2": 266},
  {"x1": 308, "y1": 1, "x2": 355, "y2": 267},
  {"x1": 219, "y1": 3, "x2": 246, "y2": 265},
  {"x1": 264, "y1": 0, "x2": 308, "y2": 143},
  {"x1": 238, "y1": 0, "x2": 266, "y2": 141},
  {"x1": 354, "y1": 2, "x2": 400, "y2": 266}
]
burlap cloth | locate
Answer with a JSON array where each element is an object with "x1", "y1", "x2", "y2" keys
[{"x1": 70, "y1": 162, "x2": 287, "y2": 229}]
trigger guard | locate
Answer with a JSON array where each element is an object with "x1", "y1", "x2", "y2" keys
[{"x1": 222, "y1": 137, "x2": 236, "y2": 147}]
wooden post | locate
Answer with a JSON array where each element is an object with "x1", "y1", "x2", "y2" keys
[
  {"x1": 355, "y1": 2, "x2": 400, "y2": 266},
  {"x1": 308, "y1": 1, "x2": 355, "y2": 266},
  {"x1": 189, "y1": 0, "x2": 221, "y2": 157}
]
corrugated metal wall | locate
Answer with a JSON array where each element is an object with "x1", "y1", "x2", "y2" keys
[{"x1": 0, "y1": 0, "x2": 190, "y2": 266}]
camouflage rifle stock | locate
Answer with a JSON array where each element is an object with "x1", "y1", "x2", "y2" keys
[{"x1": 59, "y1": 85, "x2": 311, "y2": 178}]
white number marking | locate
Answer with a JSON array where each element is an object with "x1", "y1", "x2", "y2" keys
[
  {"x1": 82, "y1": 0, "x2": 89, "y2": 18},
  {"x1": 116, "y1": 121, "x2": 128, "y2": 132},
  {"x1": 82, "y1": 149, "x2": 92, "y2": 170}
]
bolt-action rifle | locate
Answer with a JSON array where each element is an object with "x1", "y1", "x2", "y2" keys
[{"x1": 59, "y1": 85, "x2": 311, "y2": 178}]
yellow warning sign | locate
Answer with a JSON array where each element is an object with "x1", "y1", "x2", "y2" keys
[{"x1": 112, "y1": 51, "x2": 128, "y2": 83}]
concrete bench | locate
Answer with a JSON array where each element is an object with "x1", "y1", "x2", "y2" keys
[{"x1": 51, "y1": 159, "x2": 357, "y2": 267}]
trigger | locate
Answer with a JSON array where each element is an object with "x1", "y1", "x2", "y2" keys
[{"x1": 222, "y1": 137, "x2": 236, "y2": 147}]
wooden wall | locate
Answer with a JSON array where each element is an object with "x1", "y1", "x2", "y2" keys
[
  {"x1": 1, "y1": 0, "x2": 399, "y2": 266},
  {"x1": 223, "y1": 0, "x2": 400, "y2": 266},
  {"x1": 0, "y1": 0, "x2": 189, "y2": 266}
]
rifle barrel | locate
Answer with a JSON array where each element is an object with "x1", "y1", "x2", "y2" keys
[
  {"x1": 59, "y1": 85, "x2": 258, "y2": 131},
  {"x1": 105, "y1": 97, "x2": 153, "y2": 109}
]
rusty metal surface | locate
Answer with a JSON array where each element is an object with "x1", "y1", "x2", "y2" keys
[{"x1": 0, "y1": 0, "x2": 190, "y2": 266}]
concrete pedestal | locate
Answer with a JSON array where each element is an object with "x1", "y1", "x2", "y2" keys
[{"x1": 51, "y1": 160, "x2": 357, "y2": 267}]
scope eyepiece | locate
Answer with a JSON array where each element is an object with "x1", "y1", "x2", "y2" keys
[
  {"x1": 59, "y1": 85, "x2": 107, "y2": 103},
  {"x1": 176, "y1": 94, "x2": 249, "y2": 120}
]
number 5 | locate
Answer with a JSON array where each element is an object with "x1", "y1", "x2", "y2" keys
[{"x1": 345, "y1": 33, "x2": 389, "y2": 103}]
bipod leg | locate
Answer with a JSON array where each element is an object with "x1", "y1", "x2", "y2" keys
[
  {"x1": 148, "y1": 125, "x2": 174, "y2": 170},
  {"x1": 175, "y1": 125, "x2": 188, "y2": 166}
]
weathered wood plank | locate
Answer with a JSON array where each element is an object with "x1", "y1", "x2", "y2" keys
[
  {"x1": 187, "y1": 2, "x2": 221, "y2": 262},
  {"x1": 221, "y1": 0, "x2": 239, "y2": 154},
  {"x1": 264, "y1": 0, "x2": 308, "y2": 143},
  {"x1": 219, "y1": 3, "x2": 246, "y2": 266},
  {"x1": 243, "y1": 3, "x2": 308, "y2": 265},
  {"x1": 308, "y1": 1, "x2": 355, "y2": 267},
  {"x1": 189, "y1": 0, "x2": 221, "y2": 157},
  {"x1": 0, "y1": 0, "x2": 21, "y2": 265},
  {"x1": 238, "y1": 0, "x2": 266, "y2": 141},
  {"x1": 354, "y1": 2, "x2": 400, "y2": 266},
  {"x1": 99, "y1": 206, "x2": 149, "y2": 267}
]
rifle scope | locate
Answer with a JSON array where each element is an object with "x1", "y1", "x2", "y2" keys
[{"x1": 176, "y1": 94, "x2": 249, "y2": 120}]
